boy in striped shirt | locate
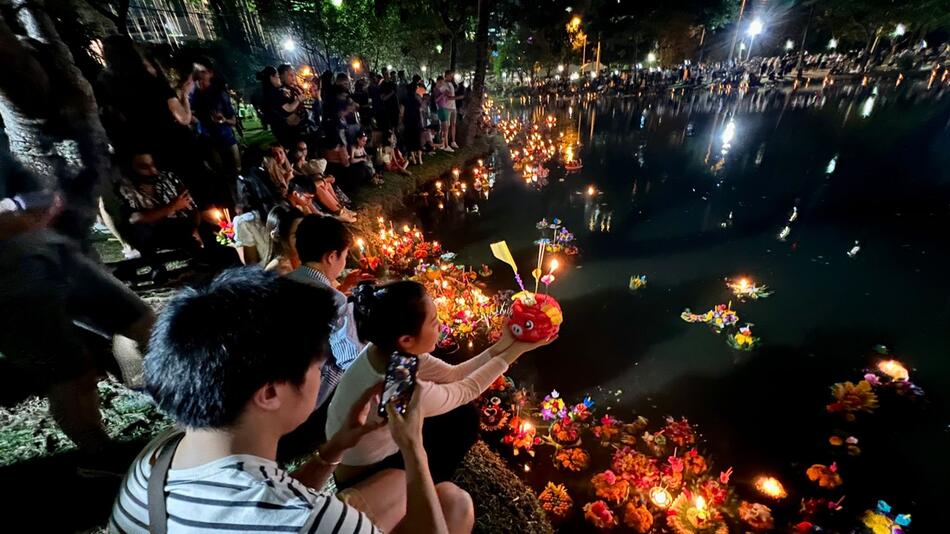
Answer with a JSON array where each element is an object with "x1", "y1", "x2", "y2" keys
[{"x1": 110, "y1": 268, "x2": 473, "y2": 533}]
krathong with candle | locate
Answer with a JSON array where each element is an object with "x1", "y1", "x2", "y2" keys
[
  {"x1": 213, "y1": 208, "x2": 235, "y2": 246},
  {"x1": 725, "y1": 277, "x2": 773, "y2": 300},
  {"x1": 490, "y1": 240, "x2": 563, "y2": 342},
  {"x1": 536, "y1": 217, "x2": 578, "y2": 255}
]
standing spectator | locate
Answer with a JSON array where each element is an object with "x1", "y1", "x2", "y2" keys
[
  {"x1": 439, "y1": 70, "x2": 462, "y2": 149},
  {"x1": 190, "y1": 60, "x2": 240, "y2": 185},
  {"x1": 98, "y1": 36, "x2": 195, "y2": 169},
  {"x1": 404, "y1": 88, "x2": 425, "y2": 164},
  {"x1": 258, "y1": 66, "x2": 306, "y2": 145}
]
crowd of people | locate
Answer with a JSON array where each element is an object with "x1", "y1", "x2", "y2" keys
[
  {"x1": 92, "y1": 35, "x2": 474, "y2": 277},
  {"x1": 2, "y1": 32, "x2": 537, "y2": 534}
]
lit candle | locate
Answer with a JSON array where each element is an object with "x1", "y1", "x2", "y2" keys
[
  {"x1": 648, "y1": 486, "x2": 671, "y2": 508},
  {"x1": 877, "y1": 359, "x2": 909, "y2": 381},
  {"x1": 355, "y1": 238, "x2": 365, "y2": 258},
  {"x1": 694, "y1": 495, "x2": 708, "y2": 520},
  {"x1": 754, "y1": 476, "x2": 787, "y2": 499},
  {"x1": 548, "y1": 259, "x2": 559, "y2": 275}
]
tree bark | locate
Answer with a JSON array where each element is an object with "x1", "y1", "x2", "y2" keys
[
  {"x1": 458, "y1": 0, "x2": 490, "y2": 147},
  {"x1": 0, "y1": 0, "x2": 117, "y2": 241}
]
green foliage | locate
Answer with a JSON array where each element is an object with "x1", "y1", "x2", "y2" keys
[{"x1": 0, "y1": 379, "x2": 171, "y2": 466}]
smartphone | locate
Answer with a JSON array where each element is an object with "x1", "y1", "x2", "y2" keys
[{"x1": 378, "y1": 352, "x2": 419, "y2": 418}]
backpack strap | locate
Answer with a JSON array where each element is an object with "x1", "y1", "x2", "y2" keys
[{"x1": 148, "y1": 433, "x2": 185, "y2": 534}]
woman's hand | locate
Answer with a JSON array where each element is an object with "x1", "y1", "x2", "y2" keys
[
  {"x1": 339, "y1": 269, "x2": 375, "y2": 294},
  {"x1": 324, "y1": 382, "x2": 386, "y2": 458},
  {"x1": 387, "y1": 388, "x2": 425, "y2": 453}
]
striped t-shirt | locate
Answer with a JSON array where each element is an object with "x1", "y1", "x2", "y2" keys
[{"x1": 110, "y1": 430, "x2": 379, "y2": 534}]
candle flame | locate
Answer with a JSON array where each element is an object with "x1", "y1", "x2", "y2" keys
[
  {"x1": 587, "y1": 185, "x2": 595, "y2": 196},
  {"x1": 754, "y1": 476, "x2": 787, "y2": 499},
  {"x1": 877, "y1": 359, "x2": 909, "y2": 381}
]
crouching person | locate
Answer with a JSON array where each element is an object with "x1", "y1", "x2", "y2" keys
[{"x1": 109, "y1": 268, "x2": 473, "y2": 533}]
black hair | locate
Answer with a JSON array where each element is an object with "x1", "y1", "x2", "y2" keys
[
  {"x1": 277, "y1": 64, "x2": 294, "y2": 76},
  {"x1": 256, "y1": 66, "x2": 277, "y2": 82},
  {"x1": 351, "y1": 281, "x2": 429, "y2": 353},
  {"x1": 145, "y1": 268, "x2": 337, "y2": 428},
  {"x1": 295, "y1": 214, "x2": 352, "y2": 264},
  {"x1": 265, "y1": 204, "x2": 303, "y2": 259},
  {"x1": 289, "y1": 175, "x2": 316, "y2": 196}
]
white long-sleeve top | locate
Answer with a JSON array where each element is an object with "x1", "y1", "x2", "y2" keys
[{"x1": 325, "y1": 344, "x2": 509, "y2": 466}]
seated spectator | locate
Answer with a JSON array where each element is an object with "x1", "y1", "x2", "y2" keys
[
  {"x1": 323, "y1": 137, "x2": 352, "y2": 186},
  {"x1": 287, "y1": 216, "x2": 371, "y2": 409},
  {"x1": 377, "y1": 130, "x2": 411, "y2": 175},
  {"x1": 327, "y1": 281, "x2": 557, "y2": 486},
  {"x1": 263, "y1": 144, "x2": 295, "y2": 196},
  {"x1": 287, "y1": 176, "x2": 327, "y2": 216},
  {"x1": 232, "y1": 169, "x2": 279, "y2": 266},
  {"x1": 263, "y1": 204, "x2": 304, "y2": 275},
  {"x1": 116, "y1": 153, "x2": 202, "y2": 256},
  {"x1": 349, "y1": 131, "x2": 383, "y2": 185},
  {"x1": 110, "y1": 268, "x2": 473, "y2": 533}
]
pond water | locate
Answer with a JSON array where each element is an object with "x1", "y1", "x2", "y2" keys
[{"x1": 411, "y1": 83, "x2": 950, "y2": 529}]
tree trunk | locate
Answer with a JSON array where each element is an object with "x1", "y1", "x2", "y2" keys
[
  {"x1": 458, "y1": 0, "x2": 490, "y2": 147},
  {"x1": 449, "y1": 33, "x2": 457, "y2": 71},
  {"x1": 0, "y1": 0, "x2": 117, "y2": 241}
]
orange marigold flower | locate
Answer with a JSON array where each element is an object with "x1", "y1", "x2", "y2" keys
[
  {"x1": 739, "y1": 501, "x2": 774, "y2": 531},
  {"x1": 591, "y1": 470, "x2": 631, "y2": 505},
  {"x1": 806, "y1": 463, "x2": 843, "y2": 489},
  {"x1": 623, "y1": 502, "x2": 654, "y2": 533},
  {"x1": 538, "y1": 482, "x2": 573, "y2": 519},
  {"x1": 555, "y1": 447, "x2": 590, "y2": 472},
  {"x1": 827, "y1": 380, "x2": 878, "y2": 420}
]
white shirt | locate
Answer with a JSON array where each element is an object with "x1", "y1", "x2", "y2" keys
[
  {"x1": 110, "y1": 429, "x2": 379, "y2": 534},
  {"x1": 232, "y1": 211, "x2": 272, "y2": 265},
  {"x1": 326, "y1": 344, "x2": 508, "y2": 466}
]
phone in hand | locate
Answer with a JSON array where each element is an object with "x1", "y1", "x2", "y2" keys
[{"x1": 377, "y1": 352, "x2": 418, "y2": 419}]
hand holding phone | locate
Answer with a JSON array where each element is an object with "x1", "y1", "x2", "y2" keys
[{"x1": 378, "y1": 352, "x2": 418, "y2": 419}]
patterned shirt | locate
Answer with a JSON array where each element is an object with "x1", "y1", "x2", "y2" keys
[
  {"x1": 117, "y1": 171, "x2": 194, "y2": 219},
  {"x1": 286, "y1": 265, "x2": 364, "y2": 408},
  {"x1": 110, "y1": 429, "x2": 379, "y2": 534}
]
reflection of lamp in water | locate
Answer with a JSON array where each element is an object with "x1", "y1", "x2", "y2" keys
[
  {"x1": 587, "y1": 185, "x2": 596, "y2": 196},
  {"x1": 754, "y1": 476, "x2": 787, "y2": 499},
  {"x1": 648, "y1": 486, "x2": 672, "y2": 508},
  {"x1": 861, "y1": 96, "x2": 875, "y2": 118},
  {"x1": 721, "y1": 120, "x2": 736, "y2": 146}
]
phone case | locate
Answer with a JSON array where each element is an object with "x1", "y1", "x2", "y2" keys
[{"x1": 378, "y1": 352, "x2": 419, "y2": 418}]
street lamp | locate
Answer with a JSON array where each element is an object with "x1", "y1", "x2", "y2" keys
[
  {"x1": 827, "y1": 38, "x2": 838, "y2": 50},
  {"x1": 420, "y1": 65, "x2": 427, "y2": 74},
  {"x1": 646, "y1": 52, "x2": 657, "y2": 63},
  {"x1": 785, "y1": 39, "x2": 794, "y2": 51},
  {"x1": 387, "y1": 64, "x2": 393, "y2": 71},
  {"x1": 893, "y1": 23, "x2": 906, "y2": 37},
  {"x1": 557, "y1": 64, "x2": 564, "y2": 73},
  {"x1": 282, "y1": 38, "x2": 296, "y2": 52},
  {"x1": 330, "y1": 0, "x2": 342, "y2": 6},
  {"x1": 746, "y1": 18, "x2": 763, "y2": 61},
  {"x1": 351, "y1": 59, "x2": 362, "y2": 72}
]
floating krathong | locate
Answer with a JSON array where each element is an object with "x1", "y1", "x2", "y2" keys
[
  {"x1": 490, "y1": 240, "x2": 563, "y2": 342},
  {"x1": 727, "y1": 324, "x2": 760, "y2": 350},
  {"x1": 725, "y1": 277, "x2": 773, "y2": 300},
  {"x1": 681, "y1": 303, "x2": 739, "y2": 332}
]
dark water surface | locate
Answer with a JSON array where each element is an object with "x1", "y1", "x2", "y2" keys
[{"x1": 414, "y1": 84, "x2": 950, "y2": 529}]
